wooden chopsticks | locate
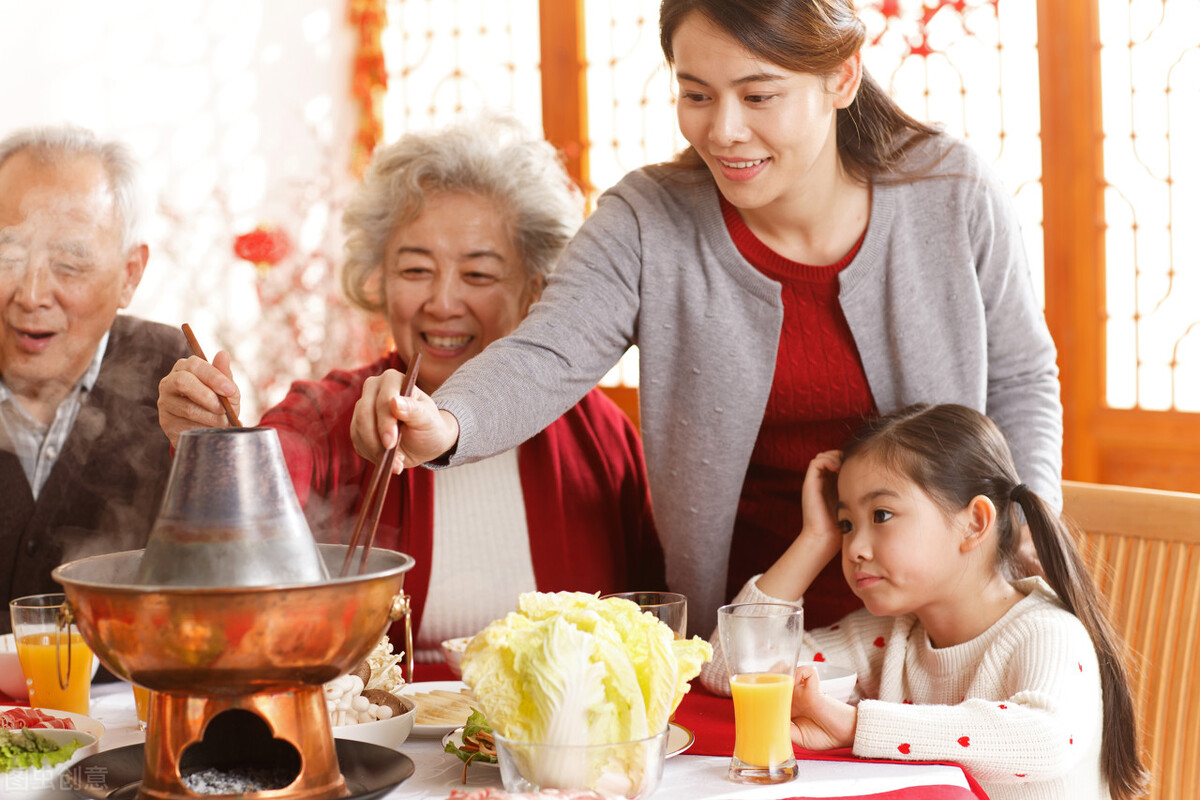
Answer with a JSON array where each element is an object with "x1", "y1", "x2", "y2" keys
[
  {"x1": 341, "y1": 353, "x2": 422, "y2": 577},
  {"x1": 181, "y1": 323, "x2": 243, "y2": 428}
]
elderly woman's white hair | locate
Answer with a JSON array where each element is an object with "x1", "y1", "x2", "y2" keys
[
  {"x1": 0, "y1": 124, "x2": 146, "y2": 253},
  {"x1": 342, "y1": 113, "x2": 584, "y2": 313}
]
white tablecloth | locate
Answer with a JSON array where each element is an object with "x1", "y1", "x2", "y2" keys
[{"x1": 83, "y1": 683, "x2": 971, "y2": 800}]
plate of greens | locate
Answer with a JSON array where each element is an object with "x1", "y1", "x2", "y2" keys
[{"x1": 442, "y1": 710, "x2": 497, "y2": 779}]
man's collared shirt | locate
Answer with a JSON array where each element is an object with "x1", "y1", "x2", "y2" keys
[{"x1": 0, "y1": 330, "x2": 110, "y2": 499}]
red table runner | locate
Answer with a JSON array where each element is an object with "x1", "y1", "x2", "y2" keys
[
  {"x1": 777, "y1": 791, "x2": 977, "y2": 800},
  {"x1": 673, "y1": 685, "x2": 990, "y2": 800}
]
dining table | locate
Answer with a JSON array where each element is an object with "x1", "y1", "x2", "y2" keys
[{"x1": 60, "y1": 663, "x2": 988, "y2": 800}]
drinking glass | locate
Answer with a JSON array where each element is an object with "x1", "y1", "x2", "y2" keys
[
  {"x1": 133, "y1": 684, "x2": 151, "y2": 731},
  {"x1": 9, "y1": 593, "x2": 94, "y2": 714},
  {"x1": 602, "y1": 592, "x2": 687, "y2": 638},
  {"x1": 718, "y1": 602, "x2": 805, "y2": 784}
]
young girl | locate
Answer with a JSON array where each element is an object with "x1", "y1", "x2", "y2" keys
[{"x1": 700, "y1": 404, "x2": 1146, "y2": 800}]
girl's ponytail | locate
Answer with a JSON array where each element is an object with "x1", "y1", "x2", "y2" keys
[{"x1": 1014, "y1": 487, "x2": 1150, "y2": 800}]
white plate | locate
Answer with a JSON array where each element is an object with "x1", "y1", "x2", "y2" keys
[
  {"x1": 0, "y1": 705, "x2": 105, "y2": 740},
  {"x1": 397, "y1": 680, "x2": 479, "y2": 738},
  {"x1": 441, "y1": 727, "x2": 498, "y2": 767},
  {"x1": 0, "y1": 727, "x2": 99, "y2": 799},
  {"x1": 666, "y1": 722, "x2": 693, "y2": 758}
]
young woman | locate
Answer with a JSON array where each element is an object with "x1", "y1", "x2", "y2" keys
[
  {"x1": 353, "y1": 0, "x2": 1062, "y2": 637},
  {"x1": 700, "y1": 404, "x2": 1147, "y2": 800}
]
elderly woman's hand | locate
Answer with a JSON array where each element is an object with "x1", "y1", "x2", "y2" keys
[
  {"x1": 351, "y1": 369, "x2": 460, "y2": 473},
  {"x1": 157, "y1": 352, "x2": 242, "y2": 448}
]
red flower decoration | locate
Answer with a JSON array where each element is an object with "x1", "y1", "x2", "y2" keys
[
  {"x1": 234, "y1": 225, "x2": 293, "y2": 272},
  {"x1": 897, "y1": 743, "x2": 911, "y2": 754}
]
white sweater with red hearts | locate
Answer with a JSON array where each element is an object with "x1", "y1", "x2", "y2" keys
[{"x1": 700, "y1": 576, "x2": 1107, "y2": 800}]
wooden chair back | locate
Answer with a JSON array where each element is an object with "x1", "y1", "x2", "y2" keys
[
  {"x1": 1062, "y1": 480, "x2": 1200, "y2": 800},
  {"x1": 598, "y1": 384, "x2": 640, "y2": 430}
]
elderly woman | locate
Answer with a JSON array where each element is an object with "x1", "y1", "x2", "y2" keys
[{"x1": 158, "y1": 115, "x2": 664, "y2": 661}]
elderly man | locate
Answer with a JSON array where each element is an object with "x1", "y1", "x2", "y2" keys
[{"x1": 0, "y1": 125, "x2": 188, "y2": 626}]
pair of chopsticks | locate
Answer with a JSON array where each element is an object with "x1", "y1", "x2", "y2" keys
[
  {"x1": 341, "y1": 352, "x2": 423, "y2": 577},
  {"x1": 181, "y1": 323, "x2": 242, "y2": 428}
]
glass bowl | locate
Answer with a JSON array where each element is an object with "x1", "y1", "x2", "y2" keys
[{"x1": 493, "y1": 727, "x2": 668, "y2": 799}]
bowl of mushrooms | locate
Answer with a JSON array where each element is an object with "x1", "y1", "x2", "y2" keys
[{"x1": 326, "y1": 635, "x2": 416, "y2": 748}]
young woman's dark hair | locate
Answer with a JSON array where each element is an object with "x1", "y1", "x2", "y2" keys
[
  {"x1": 842, "y1": 403, "x2": 1149, "y2": 800},
  {"x1": 658, "y1": 0, "x2": 941, "y2": 183}
]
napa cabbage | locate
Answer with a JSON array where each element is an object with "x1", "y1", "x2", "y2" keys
[{"x1": 460, "y1": 591, "x2": 712, "y2": 745}]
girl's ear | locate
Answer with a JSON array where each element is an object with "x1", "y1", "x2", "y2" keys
[
  {"x1": 830, "y1": 51, "x2": 863, "y2": 110},
  {"x1": 959, "y1": 495, "x2": 997, "y2": 554}
]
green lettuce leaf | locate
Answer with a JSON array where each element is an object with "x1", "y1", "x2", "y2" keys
[
  {"x1": 0, "y1": 728, "x2": 82, "y2": 773},
  {"x1": 444, "y1": 710, "x2": 497, "y2": 765}
]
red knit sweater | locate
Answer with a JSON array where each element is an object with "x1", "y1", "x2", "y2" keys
[{"x1": 721, "y1": 195, "x2": 877, "y2": 628}]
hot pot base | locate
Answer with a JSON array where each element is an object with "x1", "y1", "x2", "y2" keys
[{"x1": 64, "y1": 738, "x2": 414, "y2": 800}]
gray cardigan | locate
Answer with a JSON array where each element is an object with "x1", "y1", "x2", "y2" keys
[{"x1": 435, "y1": 136, "x2": 1062, "y2": 635}]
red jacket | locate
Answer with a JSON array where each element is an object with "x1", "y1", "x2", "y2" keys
[{"x1": 258, "y1": 353, "x2": 665, "y2": 641}]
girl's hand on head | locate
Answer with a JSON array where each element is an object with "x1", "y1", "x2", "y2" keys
[
  {"x1": 789, "y1": 664, "x2": 856, "y2": 751},
  {"x1": 157, "y1": 352, "x2": 242, "y2": 448},
  {"x1": 755, "y1": 450, "x2": 845, "y2": 601},
  {"x1": 801, "y1": 450, "x2": 845, "y2": 561},
  {"x1": 351, "y1": 369, "x2": 460, "y2": 473}
]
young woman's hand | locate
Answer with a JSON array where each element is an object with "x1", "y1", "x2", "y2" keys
[
  {"x1": 755, "y1": 450, "x2": 844, "y2": 600},
  {"x1": 351, "y1": 368, "x2": 460, "y2": 473},
  {"x1": 790, "y1": 664, "x2": 857, "y2": 751}
]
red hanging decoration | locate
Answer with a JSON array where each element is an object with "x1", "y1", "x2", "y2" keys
[
  {"x1": 234, "y1": 225, "x2": 294, "y2": 274},
  {"x1": 348, "y1": 0, "x2": 388, "y2": 177},
  {"x1": 869, "y1": 0, "x2": 999, "y2": 59}
]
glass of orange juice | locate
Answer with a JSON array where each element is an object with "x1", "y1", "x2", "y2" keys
[
  {"x1": 9, "y1": 593, "x2": 94, "y2": 715},
  {"x1": 718, "y1": 602, "x2": 805, "y2": 784},
  {"x1": 132, "y1": 684, "x2": 151, "y2": 731}
]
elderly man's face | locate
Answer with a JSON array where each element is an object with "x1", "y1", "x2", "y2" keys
[{"x1": 0, "y1": 151, "x2": 145, "y2": 403}]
